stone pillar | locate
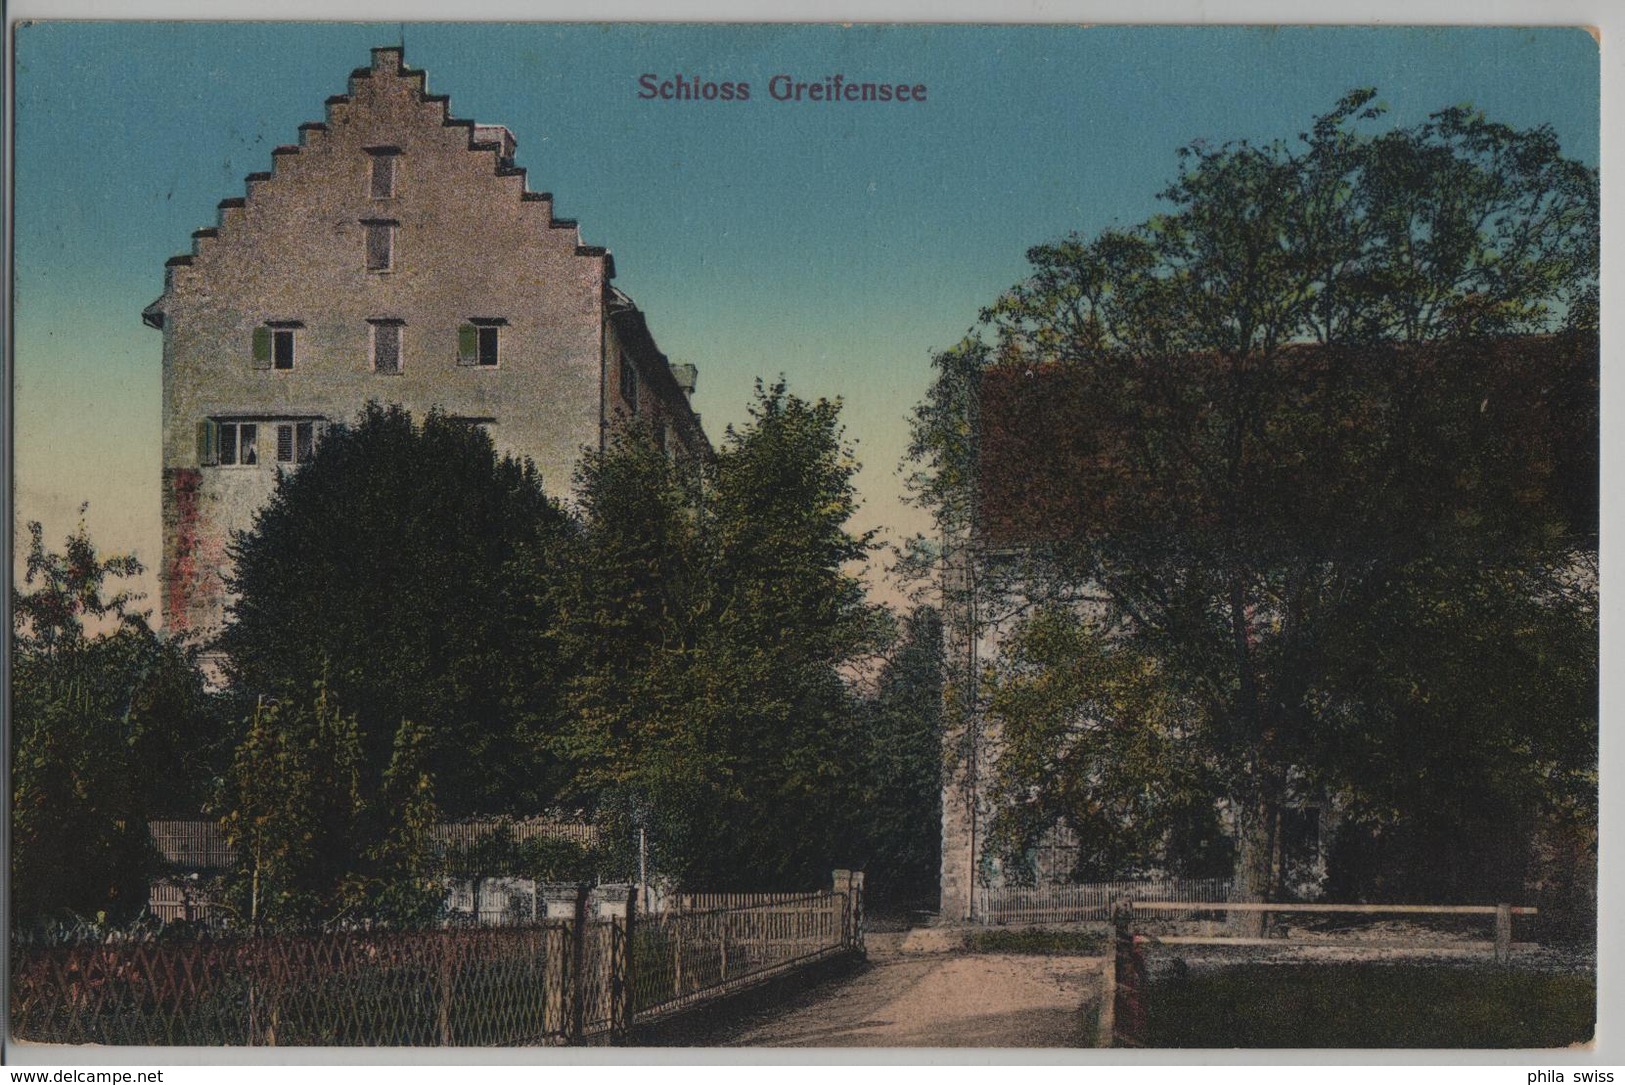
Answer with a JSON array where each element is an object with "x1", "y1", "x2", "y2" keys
[{"x1": 938, "y1": 525, "x2": 981, "y2": 922}]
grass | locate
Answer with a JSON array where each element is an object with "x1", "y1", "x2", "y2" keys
[
  {"x1": 1146, "y1": 963, "x2": 1595, "y2": 1048},
  {"x1": 963, "y1": 929, "x2": 1107, "y2": 955}
]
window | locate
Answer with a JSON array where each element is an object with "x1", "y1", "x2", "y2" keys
[
  {"x1": 276, "y1": 421, "x2": 321, "y2": 464},
  {"x1": 200, "y1": 418, "x2": 323, "y2": 467},
  {"x1": 366, "y1": 147, "x2": 399, "y2": 199},
  {"x1": 252, "y1": 322, "x2": 301, "y2": 370},
  {"x1": 363, "y1": 219, "x2": 396, "y2": 271},
  {"x1": 219, "y1": 422, "x2": 258, "y2": 466},
  {"x1": 458, "y1": 318, "x2": 506, "y2": 367},
  {"x1": 619, "y1": 353, "x2": 639, "y2": 411},
  {"x1": 370, "y1": 319, "x2": 404, "y2": 373}
]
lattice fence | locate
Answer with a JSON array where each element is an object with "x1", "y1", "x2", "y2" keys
[
  {"x1": 10, "y1": 923, "x2": 599, "y2": 1047},
  {"x1": 15, "y1": 872, "x2": 866, "y2": 1047}
]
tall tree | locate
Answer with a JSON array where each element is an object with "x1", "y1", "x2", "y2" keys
[
  {"x1": 556, "y1": 385, "x2": 883, "y2": 889},
  {"x1": 11, "y1": 514, "x2": 222, "y2": 928},
  {"x1": 851, "y1": 605, "x2": 948, "y2": 907},
  {"x1": 219, "y1": 404, "x2": 575, "y2": 815},
  {"x1": 218, "y1": 681, "x2": 367, "y2": 930},
  {"x1": 912, "y1": 90, "x2": 1598, "y2": 906}
]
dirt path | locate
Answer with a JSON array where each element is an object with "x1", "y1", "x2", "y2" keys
[{"x1": 710, "y1": 934, "x2": 1106, "y2": 1048}]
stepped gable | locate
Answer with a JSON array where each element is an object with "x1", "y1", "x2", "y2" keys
[{"x1": 149, "y1": 44, "x2": 609, "y2": 318}]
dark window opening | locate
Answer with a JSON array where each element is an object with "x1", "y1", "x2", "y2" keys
[
  {"x1": 370, "y1": 154, "x2": 396, "y2": 199},
  {"x1": 275, "y1": 421, "x2": 322, "y2": 464},
  {"x1": 619, "y1": 353, "x2": 638, "y2": 411},
  {"x1": 459, "y1": 319, "x2": 506, "y2": 367},
  {"x1": 371, "y1": 320, "x2": 403, "y2": 373},
  {"x1": 218, "y1": 422, "x2": 258, "y2": 466},
  {"x1": 364, "y1": 221, "x2": 395, "y2": 271},
  {"x1": 272, "y1": 329, "x2": 294, "y2": 370}
]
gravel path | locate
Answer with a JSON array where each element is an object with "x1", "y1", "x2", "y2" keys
[{"x1": 710, "y1": 934, "x2": 1106, "y2": 1048}]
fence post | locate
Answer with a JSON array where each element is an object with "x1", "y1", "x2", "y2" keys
[
  {"x1": 618, "y1": 882, "x2": 637, "y2": 1043},
  {"x1": 673, "y1": 914, "x2": 685, "y2": 998},
  {"x1": 570, "y1": 882, "x2": 589, "y2": 1044},
  {"x1": 438, "y1": 932, "x2": 455, "y2": 1045},
  {"x1": 719, "y1": 912, "x2": 729, "y2": 983},
  {"x1": 1097, "y1": 952, "x2": 1116, "y2": 1048},
  {"x1": 1495, "y1": 903, "x2": 1513, "y2": 964},
  {"x1": 851, "y1": 871, "x2": 865, "y2": 955},
  {"x1": 832, "y1": 870, "x2": 849, "y2": 948},
  {"x1": 1111, "y1": 899, "x2": 1147, "y2": 1048}
]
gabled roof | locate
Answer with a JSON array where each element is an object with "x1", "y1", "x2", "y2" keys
[{"x1": 145, "y1": 44, "x2": 612, "y2": 329}]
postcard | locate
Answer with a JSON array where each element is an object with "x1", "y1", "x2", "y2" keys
[{"x1": 5, "y1": 19, "x2": 1606, "y2": 1063}]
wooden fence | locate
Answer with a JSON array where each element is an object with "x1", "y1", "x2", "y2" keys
[
  {"x1": 976, "y1": 878, "x2": 1234, "y2": 925},
  {"x1": 1129, "y1": 899, "x2": 1538, "y2": 960},
  {"x1": 23, "y1": 872, "x2": 865, "y2": 1047},
  {"x1": 149, "y1": 821, "x2": 236, "y2": 871},
  {"x1": 147, "y1": 881, "x2": 226, "y2": 927},
  {"x1": 632, "y1": 873, "x2": 863, "y2": 1023},
  {"x1": 669, "y1": 891, "x2": 824, "y2": 913},
  {"x1": 1105, "y1": 899, "x2": 1540, "y2": 1047}
]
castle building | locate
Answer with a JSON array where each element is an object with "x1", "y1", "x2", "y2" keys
[{"x1": 144, "y1": 47, "x2": 707, "y2": 642}]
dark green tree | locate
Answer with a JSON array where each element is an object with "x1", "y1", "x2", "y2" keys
[
  {"x1": 911, "y1": 90, "x2": 1598, "y2": 907},
  {"x1": 556, "y1": 385, "x2": 883, "y2": 889},
  {"x1": 217, "y1": 681, "x2": 367, "y2": 930},
  {"x1": 983, "y1": 605, "x2": 1231, "y2": 883},
  {"x1": 851, "y1": 605, "x2": 947, "y2": 908},
  {"x1": 217, "y1": 679, "x2": 445, "y2": 931},
  {"x1": 11, "y1": 514, "x2": 222, "y2": 928},
  {"x1": 219, "y1": 404, "x2": 575, "y2": 815}
]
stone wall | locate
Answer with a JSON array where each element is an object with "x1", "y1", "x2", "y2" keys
[{"x1": 152, "y1": 47, "x2": 702, "y2": 640}]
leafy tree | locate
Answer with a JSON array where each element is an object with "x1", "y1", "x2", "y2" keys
[
  {"x1": 218, "y1": 681, "x2": 368, "y2": 930},
  {"x1": 11, "y1": 514, "x2": 222, "y2": 928},
  {"x1": 912, "y1": 90, "x2": 1597, "y2": 907},
  {"x1": 556, "y1": 385, "x2": 883, "y2": 889},
  {"x1": 850, "y1": 605, "x2": 947, "y2": 907},
  {"x1": 362, "y1": 716, "x2": 444, "y2": 925},
  {"x1": 219, "y1": 404, "x2": 575, "y2": 816},
  {"x1": 217, "y1": 678, "x2": 449, "y2": 931},
  {"x1": 983, "y1": 606, "x2": 1231, "y2": 883}
]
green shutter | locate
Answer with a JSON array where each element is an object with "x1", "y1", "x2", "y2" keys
[
  {"x1": 196, "y1": 419, "x2": 218, "y2": 465},
  {"x1": 252, "y1": 326, "x2": 273, "y2": 367},
  {"x1": 457, "y1": 323, "x2": 479, "y2": 365}
]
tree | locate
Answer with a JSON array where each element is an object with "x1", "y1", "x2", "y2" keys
[
  {"x1": 983, "y1": 605, "x2": 1231, "y2": 883},
  {"x1": 219, "y1": 404, "x2": 575, "y2": 816},
  {"x1": 555, "y1": 385, "x2": 884, "y2": 888},
  {"x1": 218, "y1": 681, "x2": 367, "y2": 930},
  {"x1": 850, "y1": 605, "x2": 948, "y2": 907},
  {"x1": 912, "y1": 90, "x2": 1598, "y2": 906},
  {"x1": 11, "y1": 513, "x2": 222, "y2": 928},
  {"x1": 217, "y1": 678, "x2": 445, "y2": 931}
]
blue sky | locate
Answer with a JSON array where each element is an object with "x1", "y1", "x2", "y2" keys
[{"x1": 11, "y1": 23, "x2": 1600, "y2": 613}]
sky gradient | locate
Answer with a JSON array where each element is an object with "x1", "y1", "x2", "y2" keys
[{"x1": 12, "y1": 23, "x2": 1600, "y2": 616}]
